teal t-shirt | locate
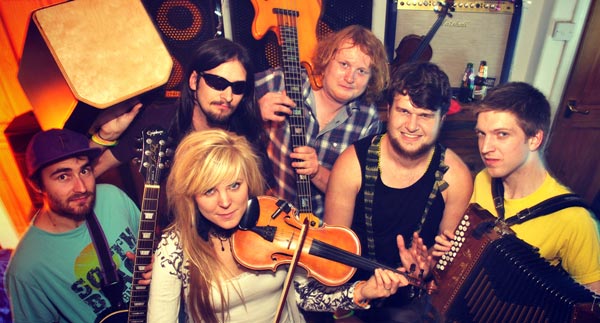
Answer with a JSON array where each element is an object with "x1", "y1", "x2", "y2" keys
[{"x1": 5, "y1": 184, "x2": 140, "y2": 323}]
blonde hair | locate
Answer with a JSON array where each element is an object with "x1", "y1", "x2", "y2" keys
[
  {"x1": 313, "y1": 25, "x2": 389, "y2": 105},
  {"x1": 165, "y1": 129, "x2": 265, "y2": 323}
]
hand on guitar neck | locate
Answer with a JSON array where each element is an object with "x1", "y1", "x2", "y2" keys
[{"x1": 125, "y1": 251, "x2": 152, "y2": 285}]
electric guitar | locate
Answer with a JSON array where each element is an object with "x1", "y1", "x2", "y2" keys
[
  {"x1": 98, "y1": 126, "x2": 169, "y2": 323},
  {"x1": 251, "y1": 0, "x2": 323, "y2": 89},
  {"x1": 250, "y1": 0, "x2": 323, "y2": 224}
]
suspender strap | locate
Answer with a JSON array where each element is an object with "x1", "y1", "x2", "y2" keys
[
  {"x1": 86, "y1": 211, "x2": 123, "y2": 308},
  {"x1": 363, "y1": 136, "x2": 449, "y2": 259},
  {"x1": 492, "y1": 177, "x2": 506, "y2": 220},
  {"x1": 363, "y1": 134, "x2": 383, "y2": 259},
  {"x1": 491, "y1": 178, "x2": 590, "y2": 226},
  {"x1": 422, "y1": 146, "x2": 449, "y2": 233}
]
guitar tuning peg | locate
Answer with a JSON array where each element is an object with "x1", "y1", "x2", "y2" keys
[
  {"x1": 163, "y1": 160, "x2": 171, "y2": 169},
  {"x1": 165, "y1": 148, "x2": 174, "y2": 157}
]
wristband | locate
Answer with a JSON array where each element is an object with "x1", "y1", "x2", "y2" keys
[
  {"x1": 91, "y1": 133, "x2": 118, "y2": 147},
  {"x1": 333, "y1": 310, "x2": 354, "y2": 320}
]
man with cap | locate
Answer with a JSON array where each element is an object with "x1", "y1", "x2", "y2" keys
[{"x1": 4, "y1": 128, "x2": 149, "y2": 323}]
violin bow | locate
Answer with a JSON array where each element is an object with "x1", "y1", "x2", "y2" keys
[{"x1": 273, "y1": 217, "x2": 310, "y2": 323}]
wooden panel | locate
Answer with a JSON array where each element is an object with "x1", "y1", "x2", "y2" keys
[{"x1": 439, "y1": 105, "x2": 483, "y2": 176}]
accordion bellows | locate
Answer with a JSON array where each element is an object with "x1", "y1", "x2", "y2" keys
[{"x1": 429, "y1": 203, "x2": 600, "y2": 323}]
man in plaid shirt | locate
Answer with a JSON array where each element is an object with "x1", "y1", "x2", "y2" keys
[{"x1": 255, "y1": 25, "x2": 389, "y2": 219}]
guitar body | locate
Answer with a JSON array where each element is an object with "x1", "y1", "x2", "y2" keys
[
  {"x1": 392, "y1": 1, "x2": 454, "y2": 68},
  {"x1": 250, "y1": 0, "x2": 323, "y2": 89},
  {"x1": 392, "y1": 34, "x2": 433, "y2": 66},
  {"x1": 97, "y1": 310, "x2": 127, "y2": 323}
]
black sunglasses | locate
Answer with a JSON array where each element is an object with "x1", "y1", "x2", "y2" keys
[{"x1": 199, "y1": 72, "x2": 247, "y2": 95}]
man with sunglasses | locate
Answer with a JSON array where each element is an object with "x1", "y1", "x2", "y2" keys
[
  {"x1": 255, "y1": 25, "x2": 389, "y2": 220},
  {"x1": 89, "y1": 38, "x2": 272, "y2": 225}
]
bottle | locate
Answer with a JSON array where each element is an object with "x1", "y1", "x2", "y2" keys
[
  {"x1": 458, "y1": 62, "x2": 475, "y2": 103},
  {"x1": 472, "y1": 60, "x2": 488, "y2": 101}
]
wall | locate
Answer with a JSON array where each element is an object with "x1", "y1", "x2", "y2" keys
[{"x1": 510, "y1": 0, "x2": 591, "y2": 120}]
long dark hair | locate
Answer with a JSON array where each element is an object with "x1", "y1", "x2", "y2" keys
[{"x1": 169, "y1": 38, "x2": 266, "y2": 147}]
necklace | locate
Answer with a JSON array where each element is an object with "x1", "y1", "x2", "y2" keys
[{"x1": 209, "y1": 228, "x2": 232, "y2": 252}]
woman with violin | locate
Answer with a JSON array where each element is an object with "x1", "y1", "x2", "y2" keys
[{"x1": 147, "y1": 129, "x2": 427, "y2": 323}]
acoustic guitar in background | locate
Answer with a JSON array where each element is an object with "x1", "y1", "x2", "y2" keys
[
  {"x1": 391, "y1": 0, "x2": 455, "y2": 68},
  {"x1": 392, "y1": 1, "x2": 462, "y2": 115}
]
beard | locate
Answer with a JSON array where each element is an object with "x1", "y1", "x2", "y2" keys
[
  {"x1": 203, "y1": 101, "x2": 237, "y2": 128},
  {"x1": 388, "y1": 134, "x2": 437, "y2": 160},
  {"x1": 46, "y1": 190, "x2": 96, "y2": 222}
]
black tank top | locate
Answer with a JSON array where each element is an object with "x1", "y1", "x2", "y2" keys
[{"x1": 351, "y1": 135, "x2": 446, "y2": 307}]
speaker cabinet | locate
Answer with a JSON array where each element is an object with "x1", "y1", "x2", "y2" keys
[
  {"x1": 393, "y1": 1, "x2": 521, "y2": 88},
  {"x1": 18, "y1": 0, "x2": 172, "y2": 133},
  {"x1": 4, "y1": 112, "x2": 43, "y2": 208},
  {"x1": 228, "y1": 0, "x2": 373, "y2": 73},
  {"x1": 143, "y1": 0, "x2": 220, "y2": 98}
]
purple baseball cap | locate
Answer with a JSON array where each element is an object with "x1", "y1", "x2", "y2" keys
[{"x1": 25, "y1": 128, "x2": 102, "y2": 178}]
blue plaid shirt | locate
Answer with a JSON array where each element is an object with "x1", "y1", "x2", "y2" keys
[{"x1": 255, "y1": 68, "x2": 382, "y2": 219}]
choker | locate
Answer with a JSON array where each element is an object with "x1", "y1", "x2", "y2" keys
[{"x1": 209, "y1": 228, "x2": 234, "y2": 252}]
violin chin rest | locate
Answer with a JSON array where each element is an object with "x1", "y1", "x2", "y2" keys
[{"x1": 239, "y1": 197, "x2": 260, "y2": 230}]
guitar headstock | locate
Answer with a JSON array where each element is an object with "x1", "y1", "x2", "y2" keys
[
  {"x1": 138, "y1": 126, "x2": 171, "y2": 185},
  {"x1": 435, "y1": 0, "x2": 455, "y2": 18}
]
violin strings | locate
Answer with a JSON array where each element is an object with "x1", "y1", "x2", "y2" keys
[{"x1": 266, "y1": 226, "x2": 422, "y2": 287}]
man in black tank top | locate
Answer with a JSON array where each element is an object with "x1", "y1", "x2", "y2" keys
[{"x1": 325, "y1": 62, "x2": 473, "y2": 322}]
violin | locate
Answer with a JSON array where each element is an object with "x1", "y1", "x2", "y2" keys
[
  {"x1": 391, "y1": 1, "x2": 455, "y2": 67},
  {"x1": 231, "y1": 196, "x2": 424, "y2": 288}
]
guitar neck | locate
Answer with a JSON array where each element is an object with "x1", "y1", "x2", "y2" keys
[
  {"x1": 408, "y1": 1, "x2": 454, "y2": 63},
  {"x1": 275, "y1": 8, "x2": 313, "y2": 214},
  {"x1": 127, "y1": 184, "x2": 159, "y2": 321},
  {"x1": 309, "y1": 239, "x2": 424, "y2": 288}
]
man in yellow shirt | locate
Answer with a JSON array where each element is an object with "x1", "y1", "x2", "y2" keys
[{"x1": 470, "y1": 82, "x2": 600, "y2": 294}]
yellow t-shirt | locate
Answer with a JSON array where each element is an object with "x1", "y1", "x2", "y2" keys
[{"x1": 471, "y1": 170, "x2": 600, "y2": 285}]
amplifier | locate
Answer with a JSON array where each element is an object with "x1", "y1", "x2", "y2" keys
[{"x1": 393, "y1": 1, "x2": 520, "y2": 88}]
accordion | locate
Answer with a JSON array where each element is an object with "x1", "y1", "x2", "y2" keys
[{"x1": 429, "y1": 203, "x2": 600, "y2": 323}]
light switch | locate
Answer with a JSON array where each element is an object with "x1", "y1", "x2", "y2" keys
[{"x1": 552, "y1": 21, "x2": 575, "y2": 41}]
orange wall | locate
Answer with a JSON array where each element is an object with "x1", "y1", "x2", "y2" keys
[{"x1": 0, "y1": 1, "x2": 66, "y2": 245}]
